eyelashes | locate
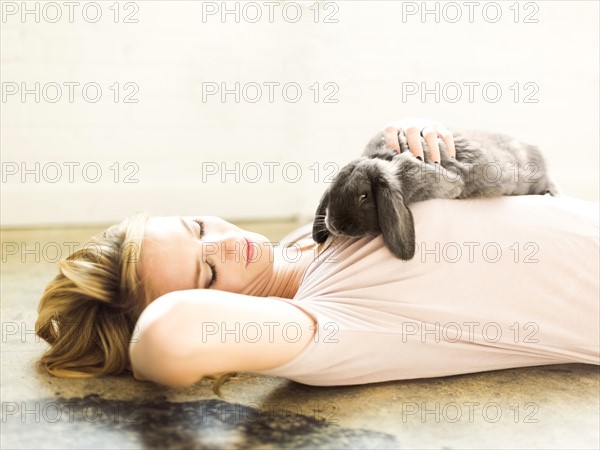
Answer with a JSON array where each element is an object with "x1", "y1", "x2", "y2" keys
[
  {"x1": 207, "y1": 261, "x2": 217, "y2": 288},
  {"x1": 194, "y1": 219, "x2": 217, "y2": 288},
  {"x1": 194, "y1": 218, "x2": 205, "y2": 238}
]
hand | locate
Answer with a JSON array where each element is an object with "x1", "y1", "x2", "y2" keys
[{"x1": 383, "y1": 118, "x2": 456, "y2": 164}]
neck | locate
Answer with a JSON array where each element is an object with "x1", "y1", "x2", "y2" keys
[{"x1": 248, "y1": 240, "x2": 318, "y2": 299}]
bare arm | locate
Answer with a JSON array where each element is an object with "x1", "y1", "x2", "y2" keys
[{"x1": 129, "y1": 290, "x2": 316, "y2": 387}]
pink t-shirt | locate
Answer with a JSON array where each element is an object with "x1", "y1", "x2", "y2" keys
[{"x1": 260, "y1": 195, "x2": 599, "y2": 386}]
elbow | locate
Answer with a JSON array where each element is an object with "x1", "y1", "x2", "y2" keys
[{"x1": 129, "y1": 295, "x2": 204, "y2": 388}]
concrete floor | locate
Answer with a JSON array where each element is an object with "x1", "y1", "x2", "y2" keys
[{"x1": 1, "y1": 222, "x2": 599, "y2": 449}]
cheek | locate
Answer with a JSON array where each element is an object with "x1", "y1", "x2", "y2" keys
[
  {"x1": 216, "y1": 245, "x2": 272, "y2": 292},
  {"x1": 213, "y1": 266, "x2": 245, "y2": 293},
  {"x1": 250, "y1": 241, "x2": 275, "y2": 278}
]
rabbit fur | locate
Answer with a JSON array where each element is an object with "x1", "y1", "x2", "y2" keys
[{"x1": 312, "y1": 129, "x2": 557, "y2": 260}]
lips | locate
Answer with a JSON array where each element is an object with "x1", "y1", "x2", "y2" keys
[{"x1": 245, "y1": 237, "x2": 254, "y2": 268}]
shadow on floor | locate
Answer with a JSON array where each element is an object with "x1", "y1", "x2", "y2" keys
[{"x1": 2, "y1": 395, "x2": 399, "y2": 449}]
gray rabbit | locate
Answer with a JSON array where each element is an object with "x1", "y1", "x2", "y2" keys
[{"x1": 312, "y1": 129, "x2": 558, "y2": 260}]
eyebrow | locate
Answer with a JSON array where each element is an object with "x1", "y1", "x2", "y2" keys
[{"x1": 179, "y1": 217, "x2": 201, "y2": 289}]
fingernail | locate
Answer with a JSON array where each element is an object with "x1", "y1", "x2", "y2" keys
[{"x1": 416, "y1": 156, "x2": 423, "y2": 161}]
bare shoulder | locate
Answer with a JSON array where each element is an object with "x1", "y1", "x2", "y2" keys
[{"x1": 130, "y1": 289, "x2": 316, "y2": 386}]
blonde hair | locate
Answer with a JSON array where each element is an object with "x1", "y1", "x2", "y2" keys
[{"x1": 36, "y1": 212, "x2": 150, "y2": 378}]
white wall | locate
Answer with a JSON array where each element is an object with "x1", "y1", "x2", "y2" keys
[{"x1": 1, "y1": 0, "x2": 598, "y2": 227}]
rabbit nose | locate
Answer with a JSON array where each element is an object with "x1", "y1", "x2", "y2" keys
[
  {"x1": 330, "y1": 221, "x2": 349, "y2": 235},
  {"x1": 327, "y1": 221, "x2": 341, "y2": 234}
]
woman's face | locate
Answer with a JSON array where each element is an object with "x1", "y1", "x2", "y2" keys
[{"x1": 139, "y1": 215, "x2": 274, "y2": 301}]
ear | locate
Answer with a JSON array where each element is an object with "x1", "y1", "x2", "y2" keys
[
  {"x1": 373, "y1": 177, "x2": 416, "y2": 260},
  {"x1": 312, "y1": 188, "x2": 331, "y2": 244}
]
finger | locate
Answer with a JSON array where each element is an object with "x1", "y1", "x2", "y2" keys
[
  {"x1": 383, "y1": 126, "x2": 401, "y2": 153},
  {"x1": 436, "y1": 127, "x2": 456, "y2": 158},
  {"x1": 421, "y1": 126, "x2": 441, "y2": 164},
  {"x1": 405, "y1": 127, "x2": 424, "y2": 161},
  {"x1": 133, "y1": 371, "x2": 147, "y2": 381}
]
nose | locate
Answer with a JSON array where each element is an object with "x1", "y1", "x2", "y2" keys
[
  {"x1": 326, "y1": 218, "x2": 343, "y2": 235},
  {"x1": 203, "y1": 231, "x2": 245, "y2": 264}
]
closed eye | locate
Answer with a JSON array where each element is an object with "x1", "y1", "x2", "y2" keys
[
  {"x1": 193, "y1": 219, "x2": 217, "y2": 288},
  {"x1": 206, "y1": 262, "x2": 217, "y2": 288},
  {"x1": 194, "y1": 218, "x2": 205, "y2": 238}
]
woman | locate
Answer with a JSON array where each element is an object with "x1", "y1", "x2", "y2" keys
[{"x1": 36, "y1": 118, "x2": 600, "y2": 387}]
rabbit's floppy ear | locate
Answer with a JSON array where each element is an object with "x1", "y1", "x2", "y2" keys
[
  {"x1": 372, "y1": 170, "x2": 416, "y2": 260},
  {"x1": 312, "y1": 188, "x2": 331, "y2": 244}
]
